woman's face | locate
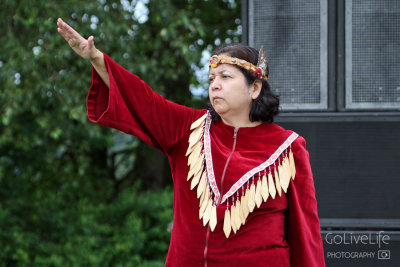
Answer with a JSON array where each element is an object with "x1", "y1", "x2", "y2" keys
[{"x1": 208, "y1": 63, "x2": 259, "y2": 119}]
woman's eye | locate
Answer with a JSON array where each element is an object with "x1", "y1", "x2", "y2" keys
[
  {"x1": 223, "y1": 75, "x2": 230, "y2": 79},
  {"x1": 208, "y1": 77, "x2": 214, "y2": 82}
]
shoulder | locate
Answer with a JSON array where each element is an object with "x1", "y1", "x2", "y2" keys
[
  {"x1": 267, "y1": 122, "x2": 302, "y2": 141},
  {"x1": 192, "y1": 109, "x2": 208, "y2": 121},
  {"x1": 268, "y1": 122, "x2": 307, "y2": 150},
  {"x1": 292, "y1": 135, "x2": 307, "y2": 152}
]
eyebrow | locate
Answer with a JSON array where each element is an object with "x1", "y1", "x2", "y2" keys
[{"x1": 209, "y1": 69, "x2": 231, "y2": 76}]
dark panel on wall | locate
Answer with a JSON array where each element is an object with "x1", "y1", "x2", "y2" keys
[{"x1": 278, "y1": 120, "x2": 400, "y2": 220}]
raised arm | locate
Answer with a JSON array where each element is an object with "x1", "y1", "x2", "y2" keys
[{"x1": 57, "y1": 18, "x2": 109, "y2": 88}]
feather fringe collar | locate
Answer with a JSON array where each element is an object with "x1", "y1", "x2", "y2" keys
[{"x1": 186, "y1": 112, "x2": 298, "y2": 238}]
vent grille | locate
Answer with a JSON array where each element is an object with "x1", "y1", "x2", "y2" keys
[
  {"x1": 345, "y1": 0, "x2": 400, "y2": 109},
  {"x1": 249, "y1": 0, "x2": 328, "y2": 110}
]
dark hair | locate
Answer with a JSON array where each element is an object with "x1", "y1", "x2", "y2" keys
[{"x1": 207, "y1": 44, "x2": 279, "y2": 123}]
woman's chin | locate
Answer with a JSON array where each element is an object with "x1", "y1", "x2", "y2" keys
[{"x1": 213, "y1": 106, "x2": 227, "y2": 116}]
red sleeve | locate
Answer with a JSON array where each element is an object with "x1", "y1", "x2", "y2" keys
[
  {"x1": 285, "y1": 136, "x2": 326, "y2": 267},
  {"x1": 86, "y1": 53, "x2": 204, "y2": 153}
]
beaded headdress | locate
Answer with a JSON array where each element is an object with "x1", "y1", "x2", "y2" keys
[{"x1": 209, "y1": 46, "x2": 268, "y2": 80}]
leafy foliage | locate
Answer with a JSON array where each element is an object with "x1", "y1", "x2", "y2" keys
[
  {"x1": 0, "y1": 185, "x2": 173, "y2": 266},
  {"x1": 0, "y1": 0, "x2": 240, "y2": 265}
]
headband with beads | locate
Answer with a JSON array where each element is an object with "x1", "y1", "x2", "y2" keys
[{"x1": 209, "y1": 46, "x2": 268, "y2": 81}]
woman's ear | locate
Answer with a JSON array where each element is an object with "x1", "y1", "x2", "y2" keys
[{"x1": 250, "y1": 80, "x2": 262, "y2": 100}]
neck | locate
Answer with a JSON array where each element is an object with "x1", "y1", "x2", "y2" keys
[{"x1": 220, "y1": 115, "x2": 262, "y2": 128}]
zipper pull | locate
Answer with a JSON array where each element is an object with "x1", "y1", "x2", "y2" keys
[{"x1": 233, "y1": 128, "x2": 239, "y2": 139}]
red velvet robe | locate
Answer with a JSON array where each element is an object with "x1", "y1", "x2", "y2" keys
[{"x1": 86, "y1": 54, "x2": 325, "y2": 267}]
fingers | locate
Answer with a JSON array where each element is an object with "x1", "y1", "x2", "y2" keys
[
  {"x1": 57, "y1": 18, "x2": 98, "y2": 60},
  {"x1": 88, "y1": 36, "x2": 94, "y2": 49},
  {"x1": 57, "y1": 18, "x2": 70, "y2": 38},
  {"x1": 57, "y1": 26, "x2": 68, "y2": 40},
  {"x1": 57, "y1": 18, "x2": 77, "y2": 36},
  {"x1": 88, "y1": 36, "x2": 99, "y2": 60},
  {"x1": 57, "y1": 18, "x2": 84, "y2": 43}
]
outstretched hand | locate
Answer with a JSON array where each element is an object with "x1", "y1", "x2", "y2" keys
[
  {"x1": 57, "y1": 18, "x2": 109, "y2": 87},
  {"x1": 57, "y1": 18, "x2": 101, "y2": 61}
]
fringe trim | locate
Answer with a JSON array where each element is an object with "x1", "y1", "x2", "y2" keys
[
  {"x1": 186, "y1": 111, "x2": 298, "y2": 238},
  {"x1": 186, "y1": 113, "x2": 217, "y2": 231}
]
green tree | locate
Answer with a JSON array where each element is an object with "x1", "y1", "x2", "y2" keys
[{"x1": 0, "y1": 0, "x2": 240, "y2": 265}]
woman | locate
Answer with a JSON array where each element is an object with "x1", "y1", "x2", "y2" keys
[{"x1": 57, "y1": 18, "x2": 325, "y2": 267}]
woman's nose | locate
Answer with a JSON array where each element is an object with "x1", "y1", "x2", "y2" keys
[{"x1": 210, "y1": 78, "x2": 221, "y2": 91}]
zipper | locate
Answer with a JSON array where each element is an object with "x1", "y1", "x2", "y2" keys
[
  {"x1": 204, "y1": 127, "x2": 239, "y2": 266},
  {"x1": 218, "y1": 127, "x2": 239, "y2": 204},
  {"x1": 203, "y1": 227, "x2": 210, "y2": 267}
]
